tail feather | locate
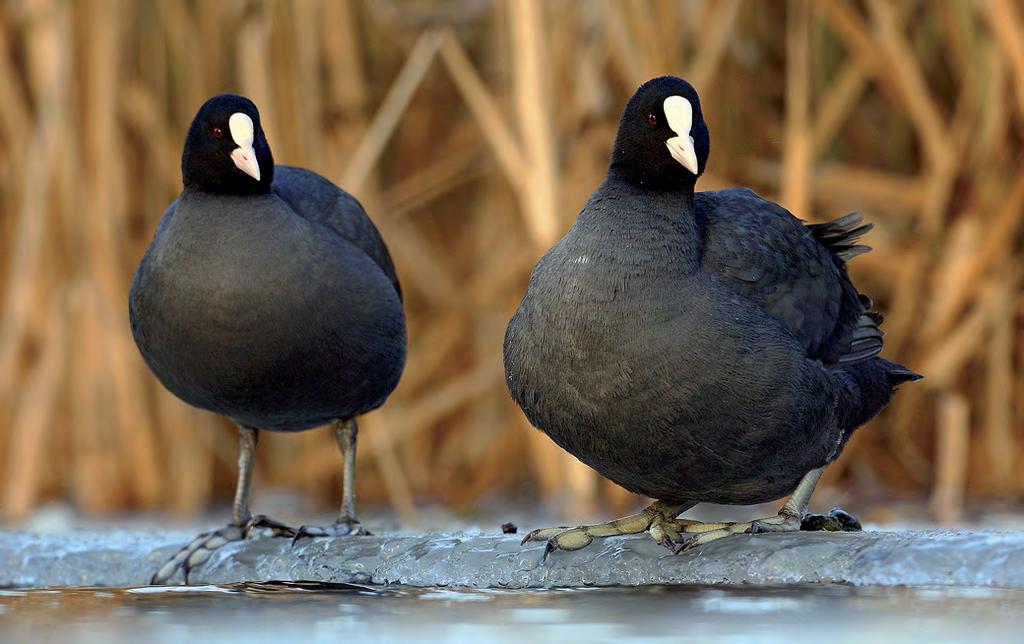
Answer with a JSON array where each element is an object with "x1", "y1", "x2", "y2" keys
[
  {"x1": 839, "y1": 310, "x2": 885, "y2": 365},
  {"x1": 886, "y1": 366, "x2": 923, "y2": 386},
  {"x1": 808, "y1": 212, "x2": 874, "y2": 263},
  {"x1": 835, "y1": 358, "x2": 922, "y2": 452}
]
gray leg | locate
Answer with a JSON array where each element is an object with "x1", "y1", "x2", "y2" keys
[
  {"x1": 780, "y1": 465, "x2": 824, "y2": 518},
  {"x1": 150, "y1": 426, "x2": 294, "y2": 585},
  {"x1": 291, "y1": 418, "x2": 371, "y2": 543},
  {"x1": 671, "y1": 466, "x2": 829, "y2": 552},
  {"x1": 232, "y1": 427, "x2": 258, "y2": 524},
  {"x1": 337, "y1": 419, "x2": 358, "y2": 522}
]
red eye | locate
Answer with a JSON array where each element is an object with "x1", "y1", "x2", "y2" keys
[
  {"x1": 647, "y1": 113, "x2": 658, "y2": 126},
  {"x1": 211, "y1": 127, "x2": 224, "y2": 139}
]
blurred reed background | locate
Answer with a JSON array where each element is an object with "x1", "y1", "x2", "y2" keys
[{"x1": 0, "y1": 0, "x2": 1021, "y2": 527}]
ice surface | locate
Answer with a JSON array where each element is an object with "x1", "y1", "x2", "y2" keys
[{"x1": 2, "y1": 528, "x2": 1023, "y2": 589}]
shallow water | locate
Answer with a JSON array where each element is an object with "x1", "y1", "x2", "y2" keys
[{"x1": 1, "y1": 582, "x2": 1022, "y2": 643}]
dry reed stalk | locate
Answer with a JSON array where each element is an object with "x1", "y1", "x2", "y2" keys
[
  {"x1": 157, "y1": 390, "x2": 213, "y2": 516},
  {"x1": 2, "y1": 292, "x2": 65, "y2": 516},
  {"x1": 0, "y1": 0, "x2": 67, "y2": 401},
  {"x1": 461, "y1": 195, "x2": 513, "y2": 484},
  {"x1": 930, "y1": 393, "x2": 969, "y2": 525},
  {"x1": 360, "y1": 413, "x2": 420, "y2": 527},
  {"x1": 379, "y1": 223, "x2": 459, "y2": 304},
  {"x1": 156, "y1": 0, "x2": 207, "y2": 127},
  {"x1": 924, "y1": 170, "x2": 1024, "y2": 342},
  {"x1": 288, "y1": 0, "x2": 325, "y2": 169},
  {"x1": 921, "y1": 294, "x2": 995, "y2": 391},
  {"x1": 0, "y1": 18, "x2": 30, "y2": 169},
  {"x1": 302, "y1": 359, "x2": 502, "y2": 479},
  {"x1": 83, "y1": 0, "x2": 162, "y2": 509},
  {"x1": 69, "y1": 284, "x2": 120, "y2": 512},
  {"x1": 811, "y1": 57, "x2": 870, "y2": 157},
  {"x1": 983, "y1": 267, "x2": 1016, "y2": 494},
  {"x1": 983, "y1": 0, "x2": 1024, "y2": 122},
  {"x1": 600, "y1": 0, "x2": 644, "y2": 85},
  {"x1": 920, "y1": 215, "x2": 979, "y2": 341},
  {"x1": 383, "y1": 143, "x2": 488, "y2": 218},
  {"x1": 686, "y1": 0, "x2": 742, "y2": 91},
  {"x1": 866, "y1": 0, "x2": 952, "y2": 168},
  {"x1": 748, "y1": 160, "x2": 927, "y2": 214},
  {"x1": 782, "y1": 0, "x2": 811, "y2": 217},
  {"x1": 936, "y1": 1, "x2": 974, "y2": 80},
  {"x1": 438, "y1": 30, "x2": 526, "y2": 190},
  {"x1": 342, "y1": 30, "x2": 443, "y2": 193}
]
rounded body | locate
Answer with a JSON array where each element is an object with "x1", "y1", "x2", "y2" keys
[
  {"x1": 503, "y1": 186, "x2": 844, "y2": 505},
  {"x1": 130, "y1": 180, "x2": 406, "y2": 431}
]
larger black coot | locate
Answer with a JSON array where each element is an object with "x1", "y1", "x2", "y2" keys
[
  {"x1": 130, "y1": 95, "x2": 406, "y2": 583},
  {"x1": 504, "y1": 77, "x2": 920, "y2": 557}
]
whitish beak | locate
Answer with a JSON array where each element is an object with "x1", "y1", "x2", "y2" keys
[
  {"x1": 228, "y1": 112, "x2": 260, "y2": 181},
  {"x1": 666, "y1": 136, "x2": 698, "y2": 174},
  {"x1": 231, "y1": 145, "x2": 261, "y2": 181},
  {"x1": 663, "y1": 95, "x2": 699, "y2": 175}
]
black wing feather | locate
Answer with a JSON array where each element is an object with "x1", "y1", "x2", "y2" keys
[
  {"x1": 696, "y1": 188, "x2": 878, "y2": 366},
  {"x1": 271, "y1": 165, "x2": 402, "y2": 300}
]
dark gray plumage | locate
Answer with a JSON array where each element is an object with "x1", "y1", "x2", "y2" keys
[
  {"x1": 505, "y1": 77, "x2": 919, "y2": 554},
  {"x1": 131, "y1": 94, "x2": 405, "y2": 584},
  {"x1": 131, "y1": 165, "x2": 405, "y2": 430}
]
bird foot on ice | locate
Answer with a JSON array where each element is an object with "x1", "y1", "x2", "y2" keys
[
  {"x1": 150, "y1": 515, "x2": 295, "y2": 585},
  {"x1": 661, "y1": 506, "x2": 861, "y2": 553},
  {"x1": 657, "y1": 509, "x2": 804, "y2": 554},
  {"x1": 290, "y1": 515, "x2": 370, "y2": 545},
  {"x1": 521, "y1": 503, "x2": 684, "y2": 562},
  {"x1": 522, "y1": 503, "x2": 863, "y2": 562}
]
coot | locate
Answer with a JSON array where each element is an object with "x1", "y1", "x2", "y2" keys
[
  {"x1": 504, "y1": 77, "x2": 919, "y2": 558},
  {"x1": 130, "y1": 95, "x2": 406, "y2": 583}
]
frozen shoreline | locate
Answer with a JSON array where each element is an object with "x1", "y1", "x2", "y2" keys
[{"x1": 2, "y1": 528, "x2": 1023, "y2": 589}]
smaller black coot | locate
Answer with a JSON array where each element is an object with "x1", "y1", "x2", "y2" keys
[{"x1": 130, "y1": 94, "x2": 406, "y2": 584}]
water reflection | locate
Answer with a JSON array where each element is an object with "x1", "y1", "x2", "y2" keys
[{"x1": 1, "y1": 583, "x2": 1022, "y2": 643}]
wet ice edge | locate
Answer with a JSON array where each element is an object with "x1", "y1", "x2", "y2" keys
[{"x1": 2, "y1": 529, "x2": 1023, "y2": 589}]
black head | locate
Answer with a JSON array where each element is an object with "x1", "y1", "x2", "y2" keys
[
  {"x1": 182, "y1": 94, "x2": 274, "y2": 194},
  {"x1": 609, "y1": 76, "x2": 710, "y2": 192}
]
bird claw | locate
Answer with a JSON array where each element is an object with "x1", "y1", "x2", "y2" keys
[
  {"x1": 522, "y1": 505, "x2": 680, "y2": 562},
  {"x1": 520, "y1": 526, "x2": 595, "y2": 564},
  {"x1": 150, "y1": 515, "x2": 296, "y2": 585},
  {"x1": 530, "y1": 531, "x2": 591, "y2": 564},
  {"x1": 520, "y1": 526, "x2": 572, "y2": 546},
  {"x1": 290, "y1": 516, "x2": 370, "y2": 546},
  {"x1": 648, "y1": 515, "x2": 685, "y2": 553},
  {"x1": 540, "y1": 541, "x2": 558, "y2": 564},
  {"x1": 245, "y1": 514, "x2": 297, "y2": 538},
  {"x1": 150, "y1": 524, "x2": 245, "y2": 585}
]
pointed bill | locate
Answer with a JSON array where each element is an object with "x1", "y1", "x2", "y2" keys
[
  {"x1": 663, "y1": 95, "x2": 699, "y2": 174},
  {"x1": 229, "y1": 112, "x2": 260, "y2": 181}
]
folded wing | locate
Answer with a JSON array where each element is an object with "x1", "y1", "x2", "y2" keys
[
  {"x1": 697, "y1": 188, "x2": 879, "y2": 366},
  {"x1": 272, "y1": 165, "x2": 402, "y2": 300}
]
